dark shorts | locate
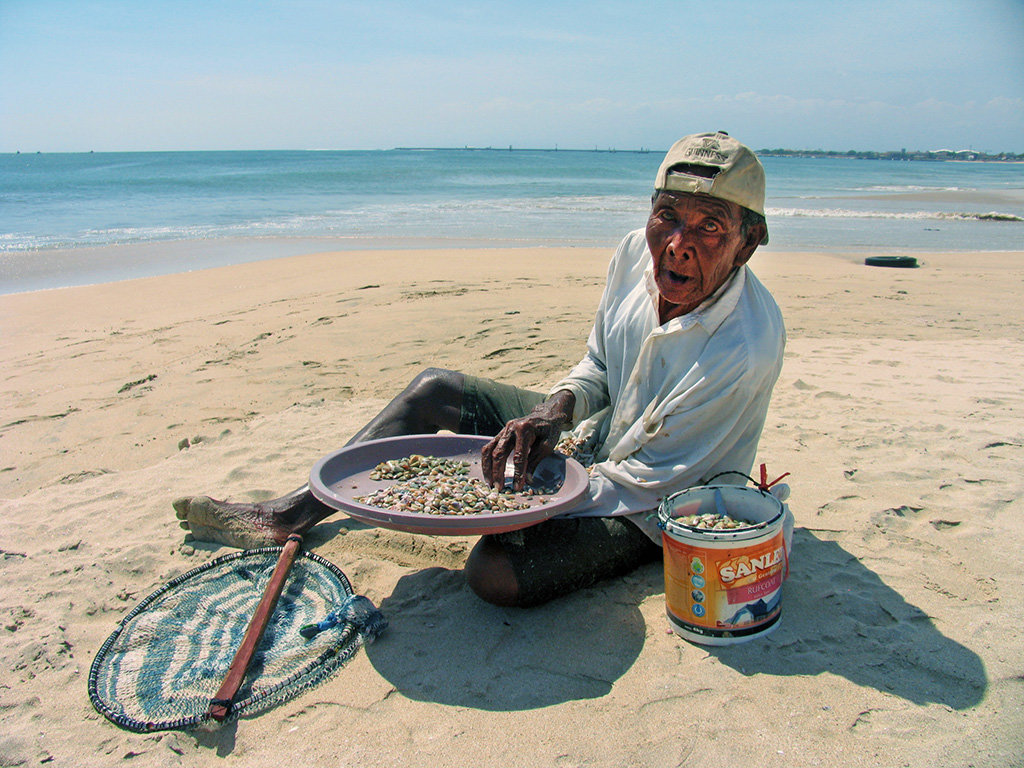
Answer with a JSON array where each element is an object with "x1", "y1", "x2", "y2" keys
[
  {"x1": 458, "y1": 375, "x2": 662, "y2": 606},
  {"x1": 493, "y1": 516, "x2": 662, "y2": 607}
]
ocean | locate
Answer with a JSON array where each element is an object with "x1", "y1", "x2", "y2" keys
[{"x1": 1, "y1": 149, "x2": 1022, "y2": 293}]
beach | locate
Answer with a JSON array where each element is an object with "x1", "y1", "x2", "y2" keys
[{"x1": 1, "y1": 244, "x2": 1023, "y2": 767}]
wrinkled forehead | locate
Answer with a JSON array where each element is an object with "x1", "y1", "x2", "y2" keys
[{"x1": 651, "y1": 190, "x2": 742, "y2": 220}]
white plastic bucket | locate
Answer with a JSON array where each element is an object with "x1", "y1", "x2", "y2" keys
[{"x1": 660, "y1": 484, "x2": 787, "y2": 645}]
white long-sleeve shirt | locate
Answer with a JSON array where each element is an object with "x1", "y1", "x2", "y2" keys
[{"x1": 552, "y1": 229, "x2": 786, "y2": 541}]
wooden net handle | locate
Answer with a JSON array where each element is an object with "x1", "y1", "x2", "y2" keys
[{"x1": 208, "y1": 534, "x2": 303, "y2": 722}]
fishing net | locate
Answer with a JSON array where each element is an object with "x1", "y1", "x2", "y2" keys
[{"x1": 88, "y1": 546, "x2": 386, "y2": 733}]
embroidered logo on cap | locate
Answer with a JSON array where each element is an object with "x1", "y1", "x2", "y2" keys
[{"x1": 684, "y1": 137, "x2": 728, "y2": 163}]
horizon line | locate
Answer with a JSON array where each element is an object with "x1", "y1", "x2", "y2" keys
[{"x1": 2, "y1": 145, "x2": 1021, "y2": 157}]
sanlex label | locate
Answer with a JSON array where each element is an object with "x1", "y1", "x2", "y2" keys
[{"x1": 663, "y1": 530, "x2": 786, "y2": 633}]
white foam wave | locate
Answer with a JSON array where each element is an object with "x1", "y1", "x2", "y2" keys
[
  {"x1": 851, "y1": 185, "x2": 973, "y2": 192},
  {"x1": 0, "y1": 195, "x2": 650, "y2": 252},
  {"x1": 4, "y1": 195, "x2": 1021, "y2": 253},
  {"x1": 766, "y1": 207, "x2": 1022, "y2": 222}
]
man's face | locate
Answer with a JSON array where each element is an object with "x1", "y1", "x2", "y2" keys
[{"x1": 645, "y1": 191, "x2": 759, "y2": 321}]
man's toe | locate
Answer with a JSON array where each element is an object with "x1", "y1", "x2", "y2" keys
[{"x1": 172, "y1": 497, "x2": 191, "y2": 519}]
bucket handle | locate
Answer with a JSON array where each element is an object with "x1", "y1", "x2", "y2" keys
[
  {"x1": 704, "y1": 464, "x2": 790, "y2": 492},
  {"x1": 703, "y1": 470, "x2": 759, "y2": 487}
]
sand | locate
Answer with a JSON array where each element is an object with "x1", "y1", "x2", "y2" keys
[{"x1": 1, "y1": 245, "x2": 1022, "y2": 767}]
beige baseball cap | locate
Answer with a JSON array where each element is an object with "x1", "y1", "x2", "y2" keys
[{"x1": 655, "y1": 131, "x2": 768, "y2": 243}]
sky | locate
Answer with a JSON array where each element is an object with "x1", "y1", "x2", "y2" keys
[{"x1": 1, "y1": 0, "x2": 1022, "y2": 153}]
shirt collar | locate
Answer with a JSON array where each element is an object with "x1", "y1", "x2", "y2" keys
[{"x1": 644, "y1": 262, "x2": 747, "y2": 334}]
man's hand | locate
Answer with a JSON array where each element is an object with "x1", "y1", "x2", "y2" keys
[{"x1": 481, "y1": 390, "x2": 576, "y2": 491}]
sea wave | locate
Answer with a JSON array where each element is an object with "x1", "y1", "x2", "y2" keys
[
  {"x1": 4, "y1": 196, "x2": 1021, "y2": 253},
  {"x1": 766, "y1": 207, "x2": 1023, "y2": 222},
  {"x1": 851, "y1": 185, "x2": 972, "y2": 192},
  {"x1": 0, "y1": 195, "x2": 650, "y2": 252}
]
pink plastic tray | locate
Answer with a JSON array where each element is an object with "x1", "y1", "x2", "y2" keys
[{"x1": 309, "y1": 434, "x2": 588, "y2": 535}]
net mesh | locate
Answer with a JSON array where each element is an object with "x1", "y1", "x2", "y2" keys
[{"x1": 88, "y1": 546, "x2": 385, "y2": 732}]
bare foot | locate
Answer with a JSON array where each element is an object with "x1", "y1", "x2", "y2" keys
[{"x1": 173, "y1": 496, "x2": 293, "y2": 549}]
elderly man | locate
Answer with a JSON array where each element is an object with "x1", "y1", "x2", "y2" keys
[{"x1": 175, "y1": 131, "x2": 784, "y2": 607}]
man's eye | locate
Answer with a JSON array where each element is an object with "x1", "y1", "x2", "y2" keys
[{"x1": 701, "y1": 220, "x2": 721, "y2": 232}]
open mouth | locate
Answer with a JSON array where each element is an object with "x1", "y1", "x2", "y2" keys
[{"x1": 666, "y1": 270, "x2": 691, "y2": 285}]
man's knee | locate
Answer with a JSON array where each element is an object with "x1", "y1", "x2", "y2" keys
[
  {"x1": 382, "y1": 367, "x2": 465, "y2": 433},
  {"x1": 405, "y1": 367, "x2": 463, "y2": 407},
  {"x1": 465, "y1": 535, "x2": 521, "y2": 607}
]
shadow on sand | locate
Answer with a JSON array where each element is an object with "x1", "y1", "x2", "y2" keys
[
  {"x1": 364, "y1": 564, "x2": 653, "y2": 711},
  {"x1": 707, "y1": 528, "x2": 987, "y2": 709},
  {"x1": 363, "y1": 528, "x2": 986, "y2": 711}
]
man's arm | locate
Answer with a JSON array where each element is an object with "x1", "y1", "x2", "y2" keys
[
  {"x1": 481, "y1": 389, "x2": 576, "y2": 491},
  {"x1": 577, "y1": 314, "x2": 784, "y2": 522}
]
